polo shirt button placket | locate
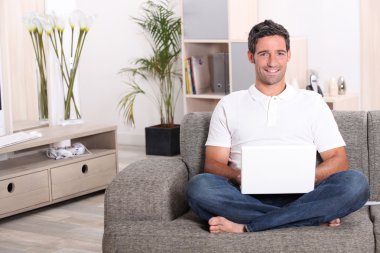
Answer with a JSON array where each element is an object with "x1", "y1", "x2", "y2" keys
[{"x1": 267, "y1": 97, "x2": 279, "y2": 127}]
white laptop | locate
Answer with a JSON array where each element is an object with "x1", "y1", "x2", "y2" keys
[{"x1": 241, "y1": 145, "x2": 316, "y2": 194}]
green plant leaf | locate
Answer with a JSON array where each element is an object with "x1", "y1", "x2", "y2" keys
[{"x1": 118, "y1": 0, "x2": 182, "y2": 127}]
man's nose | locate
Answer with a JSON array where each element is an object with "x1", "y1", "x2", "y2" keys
[
  {"x1": 267, "y1": 54, "x2": 277, "y2": 67},
  {"x1": 268, "y1": 57, "x2": 276, "y2": 67}
]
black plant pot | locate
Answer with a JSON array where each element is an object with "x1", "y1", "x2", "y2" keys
[{"x1": 145, "y1": 124, "x2": 180, "y2": 156}]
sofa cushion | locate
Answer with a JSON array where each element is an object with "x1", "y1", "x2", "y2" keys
[
  {"x1": 368, "y1": 111, "x2": 380, "y2": 201},
  {"x1": 180, "y1": 112, "x2": 211, "y2": 178},
  {"x1": 332, "y1": 111, "x2": 368, "y2": 177},
  {"x1": 103, "y1": 208, "x2": 373, "y2": 253}
]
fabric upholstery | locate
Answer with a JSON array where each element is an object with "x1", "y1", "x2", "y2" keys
[
  {"x1": 103, "y1": 208, "x2": 373, "y2": 253},
  {"x1": 180, "y1": 112, "x2": 211, "y2": 178},
  {"x1": 368, "y1": 111, "x2": 380, "y2": 201},
  {"x1": 332, "y1": 111, "x2": 369, "y2": 177},
  {"x1": 370, "y1": 206, "x2": 380, "y2": 253},
  {"x1": 104, "y1": 157, "x2": 188, "y2": 224}
]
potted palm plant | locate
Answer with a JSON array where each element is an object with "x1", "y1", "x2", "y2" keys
[{"x1": 118, "y1": 0, "x2": 182, "y2": 156}]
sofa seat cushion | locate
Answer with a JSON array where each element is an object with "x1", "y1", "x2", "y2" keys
[{"x1": 103, "y1": 207, "x2": 373, "y2": 253}]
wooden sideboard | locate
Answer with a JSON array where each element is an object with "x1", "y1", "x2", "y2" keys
[{"x1": 0, "y1": 123, "x2": 118, "y2": 218}]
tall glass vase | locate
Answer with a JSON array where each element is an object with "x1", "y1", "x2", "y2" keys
[
  {"x1": 60, "y1": 73, "x2": 82, "y2": 125},
  {"x1": 36, "y1": 60, "x2": 49, "y2": 122}
]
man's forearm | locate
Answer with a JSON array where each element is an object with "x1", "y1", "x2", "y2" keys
[
  {"x1": 315, "y1": 155, "x2": 348, "y2": 184},
  {"x1": 204, "y1": 160, "x2": 241, "y2": 184}
]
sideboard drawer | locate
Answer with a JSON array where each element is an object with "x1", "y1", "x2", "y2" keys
[
  {"x1": 0, "y1": 170, "x2": 50, "y2": 215},
  {"x1": 51, "y1": 154, "x2": 116, "y2": 200}
]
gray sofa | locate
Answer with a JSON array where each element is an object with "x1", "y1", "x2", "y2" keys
[{"x1": 103, "y1": 111, "x2": 380, "y2": 252}]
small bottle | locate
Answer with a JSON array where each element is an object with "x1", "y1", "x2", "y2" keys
[
  {"x1": 329, "y1": 78, "x2": 338, "y2": 96},
  {"x1": 337, "y1": 76, "x2": 346, "y2": 95}
]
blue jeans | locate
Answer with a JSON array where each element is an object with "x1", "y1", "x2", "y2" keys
[{"x1": 186, "y1": 170, "x2": 369, "y2": 232}]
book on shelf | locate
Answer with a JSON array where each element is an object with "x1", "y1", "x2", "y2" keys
[
  {"x1": 185, "y1": 56, "x2": 211, "y2": 95},
  {"x1": 185, "y1": 58, "x2": 195, "y2": 94}
]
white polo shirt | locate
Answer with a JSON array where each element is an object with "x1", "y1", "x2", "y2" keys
[{"x1": 205, "y1": 84, "x2": 346, "y2": 170}]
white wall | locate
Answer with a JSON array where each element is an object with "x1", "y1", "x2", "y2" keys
[
  {"x1": 76, "y1": 0, "x2": 183, "y2": 145},
  {"x1": 258, "y1": 0, "x2": 360, "y2": 95}
]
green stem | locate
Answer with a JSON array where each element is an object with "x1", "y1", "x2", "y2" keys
[
  {"x1": 49, "y1": 34, "x2": 70, "y2": 88},
  {"x1": 64, "y1": 31, "x2": 87, "y2": 120}
]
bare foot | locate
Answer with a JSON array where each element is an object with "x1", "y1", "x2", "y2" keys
[
  {"x1": 320, "y1": 218, "x2": 341, "y2": 227},
  {"x1": 208, "y1": 216, "x2": 245, "y2": 234},
  {"x1": 328, "y1": 218, "x2": 341, "y2": 227}
]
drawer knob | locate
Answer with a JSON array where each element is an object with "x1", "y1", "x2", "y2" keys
[
  {"x1": 82, "y1": 164, "x2": 89, "y2": 174},
  {"x1": 7, "y1": 182, "x2": 15, "y2": 193}
]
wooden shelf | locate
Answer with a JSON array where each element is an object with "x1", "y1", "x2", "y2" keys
[
  {"x1": 323, "y1": 94, "x2": 359, "y2": 111},
  {"x1": 0, "y1": 124, "x2": 116, "y2": 155},
  {"x1": 186, "y1": 93, "x2": 225, "y2": 99},
  {"x1": 0, "y1": 123, "x2": 118, "y2": 218}
]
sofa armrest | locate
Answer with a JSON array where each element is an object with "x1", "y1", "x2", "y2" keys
[{"x1": 104, "y1": 157, "x2": 189, "y2": 225}]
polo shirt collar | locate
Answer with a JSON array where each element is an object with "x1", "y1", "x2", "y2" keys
[{"x1": 248, "y1": 83, "x2": 296, "y2": 101}]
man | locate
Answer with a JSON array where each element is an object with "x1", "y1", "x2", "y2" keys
[{"x1": 186, "y1": 20, "x2": 369, "y2": 233}]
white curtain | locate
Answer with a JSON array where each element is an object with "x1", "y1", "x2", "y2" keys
[
  {"x1": 361, "y1": 0, "x2": 380, "y2": 110},
  {"x1": 0, "y1": 0, "x2": 45, "y2": 131}
]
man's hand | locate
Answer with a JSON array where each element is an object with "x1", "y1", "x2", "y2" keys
[
  {"x1": 204, "y1": 146, "x2": 241, "y2": 185},
  {"x1": 316, "y1": 146, "x2": 348, "y2": 184}
]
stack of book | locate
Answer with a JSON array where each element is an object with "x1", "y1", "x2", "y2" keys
[{"x1": 184, "y1": 55, "x2": 210, "y2": 94}]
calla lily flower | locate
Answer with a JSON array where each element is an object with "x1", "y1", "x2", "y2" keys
[
  {"x1": 80, "y1": 15, "x2": 95, "y2": 32},
  {"x1": 24, "y1": 10, "x2": 94, "y2": 121},
  {"x1": 23, "y1": 11, "x2": 49, "y2": 119},
  {"x1": 69, "y1": 10, "x2": 85, "y2": 28},
  {"x1": 55, "y1": 16, "x2": 66, "y2": 32},
  {"x1": 23, "y1": 12, "x2": 38, "y2": 32}
]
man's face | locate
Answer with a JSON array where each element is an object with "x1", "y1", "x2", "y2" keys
[{"x1": 248, "y1": 35, "x2": 291, "y2": 86}]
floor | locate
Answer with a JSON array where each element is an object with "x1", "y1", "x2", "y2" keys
[{"x1": 0, "y1": 145, "x2": 148, "y2": 253}]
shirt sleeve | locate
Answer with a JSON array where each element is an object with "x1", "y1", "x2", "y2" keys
[
  {"x1": 205, "y1": 99, "x2": 232, "y2": 148},
  {"x1": 312, "y1": 95, "x2": 346, "y2": 152}
]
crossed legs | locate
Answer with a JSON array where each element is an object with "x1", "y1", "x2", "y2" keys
[{"x1": 186, "y1": 170, "x2": 369, "y2": 233}]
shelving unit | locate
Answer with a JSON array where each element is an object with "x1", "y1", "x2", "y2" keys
[
  {"x1": 181, "y1": 0, "x2": 258, "y2": 113},
  {"x1": 324, "y1": 94, "x2": 359, "y2": 111},
  {"x1": 181, "y1": 0, "x2": 309, "y2": 114},
  {"x1": 0, "y1": 123, "x2": 118, "y2": 218}
]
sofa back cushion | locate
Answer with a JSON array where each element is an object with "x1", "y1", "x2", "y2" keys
[
  {"x1": 368, "y1": 111, "x2": 380, "y2": 200},
  {"x1": 332, "y1": 111, "x2": 369, "y2": 177},
  {"x1": 180, "y1": 112, "x2": 211, "y2": 178},
  {"x1": 180, "y1": 111, "x2": 369, "y2": 183}
]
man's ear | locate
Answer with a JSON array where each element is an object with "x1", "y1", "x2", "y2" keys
[
  {"x1": 247, "y1": 51, "x2": 255, "y2": 64},
  {"x1": 287, "y1": 49, "x2": 291, "y2": 62}
]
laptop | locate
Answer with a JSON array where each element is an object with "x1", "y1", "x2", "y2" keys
[{"x1": 241, "y1": 145, "x2": 316, "y2": 194}]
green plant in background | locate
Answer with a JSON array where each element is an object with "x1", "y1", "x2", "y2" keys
[
  {"x1": 118, "y1": 0, "x2": 182, "y2": 128},
  {"x1": 24, "y1": 13, "x2": 48, "y2": 119}
]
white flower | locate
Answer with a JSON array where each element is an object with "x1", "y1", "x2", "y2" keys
[
  {"x1": 43, "y1": 20, "x2": 53, "y2": 35},
  {"x1": 33, "y1": 17, "x2": 44, "y2": 35},
  {"x1": 69, "y1": 10, "x2": 95, "y2": 32},
  {"x1": 23, "y1": 12, "x2": 39, "y2": 32},
  {"x1": 55, "y1": 16, "x2": 66, "y2": 32},
  {"x1": 80, "y1": 15, "x2": 95, "y2": 32},
  {"x1": 46, "y1": 13, "x2": 58, "y2": 30},
  {"x1": 69, "y1": 10, "x2": 85, "y2": 28}
]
